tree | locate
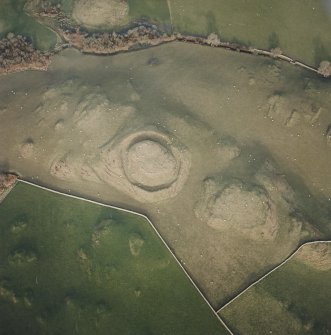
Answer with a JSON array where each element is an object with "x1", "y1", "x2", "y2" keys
[
  {"x1": 270, "y1": 47, "x2": 283, "y2": 57},
  {"x1": 206, "y1": 33, "x2": 221, "y2": 47},
  {"x1": 317, "y1": 61, "x2": 331, "y2": 78}
]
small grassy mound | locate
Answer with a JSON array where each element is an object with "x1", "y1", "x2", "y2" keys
[{"x1": 0, "y1": 182, "x2": 229, "y2": 335}]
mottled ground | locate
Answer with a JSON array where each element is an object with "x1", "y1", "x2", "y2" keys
[
  {"x1": 0, "y1": 43, "x2": 330, "y2": 307},
  {"x1": 220, "y1": 242, "x2": 331, "y2": 334}
]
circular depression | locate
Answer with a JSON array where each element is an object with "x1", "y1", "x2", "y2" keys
[{"x1": 121, "y1": 137, "x2": 181, "y2": 191}]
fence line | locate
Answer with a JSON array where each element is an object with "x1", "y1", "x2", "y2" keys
[
  {"x1": 7, "y1": 179, "x2": 331, "y2": 331},
  {"x1": 17, "y1": 179, "x2": 234, "y2": 334},
  {"x1": 217, "y1": 239, "x2": 331, "y2": 314}
]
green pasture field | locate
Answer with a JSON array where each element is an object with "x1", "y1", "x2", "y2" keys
[
  {"x1": 220, "y1": 243, "x2": 331, "y2": 335},
  {"x1": 170, "y1": 0, "x2": 331, "y2": 66},
  {"x1": 0, "y1": 182, "x2": 229, "y2": 335}
]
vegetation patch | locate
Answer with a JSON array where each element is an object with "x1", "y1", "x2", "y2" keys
[
  {"x1": 219, "y1": 242, "x2": 331, "y2": 334},
  {"x1": 0, "y1": 182, "x2": 229, "y2": 335},
  {"x1": 170, "y1": 0, "x2": 331, "y2": 66},
  {"x1": 0, "y1": 0, "x2": 58, "y2": 50}
]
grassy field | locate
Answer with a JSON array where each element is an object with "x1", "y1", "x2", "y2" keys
[
  {"x1": 0, "y1": 182, "x2": 229, "y2": 335},
  {"x1": 170, "y1": 0, "x2": 331, "y2": 66},
  {"x1": 0, "y1": 0, "x2": 170, "y2": 48},
  {"x1": 219, "y1": 243, "x2": 331, "y2": 335},
  {"x1": 0, "y1": 0, "x2": 58, "y2": 50},
  {"x1": 3, "y1": 0, "x2": 330, "y2": 65},
  {"x1": 127, "y1": 0, "x2": 170, "y2": 26},
  {"x1": 47, "y1": 0, "x2": 171, "y2": 27}
]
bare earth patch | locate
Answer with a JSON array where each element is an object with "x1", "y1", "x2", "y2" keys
[
  {"x1": 296, "y1": 243, "x2": 331, "y2": 271},
  {"x1": 50, "y1": 154, "x2": 74, "y2": 180},
  {"x1": 19, "y1": 140, "x2": 34, "y2": 159},
  {"x1": 123, "y1": 140, "x2": 179, "y2": 191},
  {"x1": 96, "y1": 129, "x2": 191, "y2": 203},
  {"x1": 72, "y1": 0, "x2": 129, "y2": 28},
  {"x1": 195, "y1": 159, "x2": 308, "y2": 244},
  {"x1": 195, "y1": 179, "x2": 278, "y2": 240}
]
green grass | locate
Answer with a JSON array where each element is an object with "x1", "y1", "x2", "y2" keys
[
  {"x1": 2, "y1": 0, "x2": 331, "y2": 64},
  {"x1": 0, "y1": 182, "x2": 228, "y2": 335},
  {"x1": 0, "y1": 0, "x2": 58, "y2": 50},
  {"x1": 128, "y1": 0, "x2": 171, "y2": 25},
  {"x1": 220, "y1": 244, "x2": 331, "y2": 335},
  {"x1": 170, "y1": 0, "x2": 331, "y2": 66},
  {"x1": 38, "y1": 0, "x2": 171, "y2": 28}
]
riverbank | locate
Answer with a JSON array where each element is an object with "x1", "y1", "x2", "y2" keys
[{"x1": 1, "y1": 4, "x2": 330, "y2": 77}]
